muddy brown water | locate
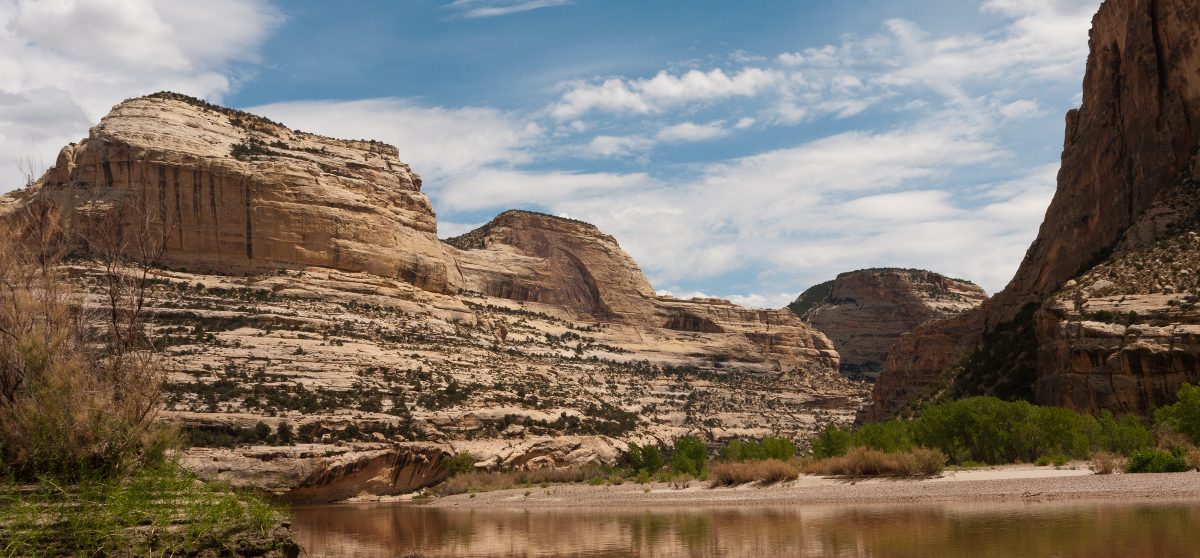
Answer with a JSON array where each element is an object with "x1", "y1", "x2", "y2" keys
[{"x1": 290, "y1": 499, "x2": 1200, "y2": 557}]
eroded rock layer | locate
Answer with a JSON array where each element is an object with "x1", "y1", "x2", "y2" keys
[
  {"x1": 5, "y1": 93, "x2": 456, "y2": 292},
  {"x1": 2, "y1": 93, "x2": 865, "y2": 501},
  {"x1": 790, "y1": 269, "x2": 986, "y2": 381},
  {"x1": 869, "y1": 0, "x2": 1200, "y2": 420}
]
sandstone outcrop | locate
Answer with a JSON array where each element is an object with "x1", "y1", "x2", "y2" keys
[
  {"x1": 447, "y1": 210, "x2": 658, "y2": 321},
  {"x1": 1034, "y1": 181, "x2": 1200, "y2": 415},
  {"x1": 1, "y1": 92, "x2": 867, "y2": 499},
  {"x1": 869, "y1": 0, "x2": 1200, "y2": 419},
  {"x1": 180, "y1": 442, "x2": 452, "y2": 504},
  {"x1": 790, "y1": 269, "x2": 986, "y2": 380},
  {"x1": 5, "y1": 92, "x2": 456, "y2": 292}
]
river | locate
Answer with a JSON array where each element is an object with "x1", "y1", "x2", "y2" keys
[{"x1": 290, "y1": 499, "x2": 1200, "y2": 557}]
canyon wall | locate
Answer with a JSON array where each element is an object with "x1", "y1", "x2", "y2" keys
[
  {"x1": 870, "y1": 0, "x2": 1200, "y2": 419},
  {"x1": 790, "y1": 269, "x2": 986, "y2": 381}
]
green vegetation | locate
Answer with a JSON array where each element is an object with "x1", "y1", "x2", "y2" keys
[
  {"x1": 1124, "y1": 448, "x2": 1191, "y2": 473},
  {"x1": 949, "y1": 303, "x2": 1039, "y2": 402},
  {"x1": 0, "y1": 464, "x2": 295, "y2": 557},
  {"x1": 1154, "y1": 383, "x2": 1200, "y2": 446},
  {"x1": 817, "y1": 397, "x2": 1155, "y2": 466},
  {"x1": 811, "y1": 424, "x2": 854, "y2": 459},
  {"x1": 719, "y1": 437, "x2": 796, "y2": 462},
  {"x1": 0, "y1": 224, "x2": 295, "y2": 554},
  {"x1": 786, "y1": 280, "x2": 833, "y2": 318},
  {"x1": 669, "y1": 436, "x2": 708, "y2": 477},
  {"x1": 626, "y1": 443, "x2": 664, "y2": 475}
]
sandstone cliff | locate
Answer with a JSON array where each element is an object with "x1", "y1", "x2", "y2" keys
[
  {"x1": 790, "y1": 269, "x2": 986, "y2": 381},
  {"x1": 1, "y1": 93, "x2": 864, "y2": 501},
  {"x1": 10, "y1": 93, "x2": 457, "y2": 292},
  {"x1": 869, "y1": 0, "x2": 1200, "y2": 419}
]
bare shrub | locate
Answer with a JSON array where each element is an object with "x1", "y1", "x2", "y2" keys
[
  {"x1": 1089, "y1": 451, "x2": 1123, "y2": 475},
  {"x1": 709, "y1": 459, "x2": 799, "y2": 486},
  {"x1": 802, "y1": 447, "x2": 945, "y2": 477},
  {"x1": 1187, "y1": 449, "x2": 1200, "y2": 472},
  {"x1": 0, "y1": 216, "x2": 168, "y2": 480}
]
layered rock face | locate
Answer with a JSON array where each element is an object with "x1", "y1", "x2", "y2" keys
[
  {"x1": 869, "y1": 0, "x2": 1200, "y2": 419},
  {"x1": 790, "y1": 269, "x2": 986, "y2": 381},
  {"x1": 447, "y1": 210, "x2": 658, "y2": 321},
  {"x1": 2, "y1": 93, "x2": 865, "y2": 500},
  {"x1": 6, "y1": 93, "x2": 456, "y2": 292},
  {"x1": 448, "y1": 210, "x2": 840, "y2": 370},
  {"x1": 1035, "y1": 182, "x2": 1200, "y2": 415}
]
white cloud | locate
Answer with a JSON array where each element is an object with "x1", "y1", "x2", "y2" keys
[
  {"x1": 999, "y1": 99, "x2": 1040, "y2": 119},
  {"x1": 249, "y1": 98, "x2": 543, "y2": 179},
  {"x1": 584, "y1": 134, "x2": 654, "y2": 158},
  {"x1": 655, "y1": 121, "x2": 729, "y2": 143},
  {"x1": 552, "y1": 67, "x2": 782, "y2": 119},
  {"x1": 447, "y1": 0, "x2": 570, "y2": 18},
  {"x1": 0, "y1": 0, "x2": 282, "y2": 191},
  {"x1": 438, "y1": 169, "x2": 656, "y2": 212}
]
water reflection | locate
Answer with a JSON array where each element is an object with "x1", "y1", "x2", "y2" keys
[{"x1": 291, "y1": 500, "x2": 1200, "y2": 557}]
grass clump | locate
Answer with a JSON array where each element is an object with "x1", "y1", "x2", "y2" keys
[
  {"x1": 1089, "y1": 451, "x2": 1122, "y2": 475},
  {"x1": 709, "y1": 459, "x2": 799, "y2": 486},
  {"x1": 802, "y1": 447, "x2": 946, "y2": 478},
  {"x1": 0, "y1": 463, "x2": 296, "y2": 557}
]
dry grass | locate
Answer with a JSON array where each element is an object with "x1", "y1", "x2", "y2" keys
[
  {"x1": 0, "y1": 219, "x2": 168, "y2": 480},
  {"x1": 1188, "y1": 449, "x2": 1200, "y2": 472},
  {"x1": 440, "y1": 465, "x2": 606, "y2": 495},
  {"x1": 801, "y1": 447, "x2": 946, "y2": 478},
  {"x1": 709, "y1": 459, "x2": 800, "y2": 486},
  {"x1": 1090, "y1": 451, "x2": 1123, "y2": 475}
]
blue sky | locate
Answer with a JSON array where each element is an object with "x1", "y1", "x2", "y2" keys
[{"x1": 0, "y1": 0, "x2": 1103, "y2": 307}]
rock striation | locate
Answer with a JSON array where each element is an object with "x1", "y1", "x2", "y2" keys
[
  {"x1": 790, "y1": 269, "x2": 986, "y2": 381},
  {"x1": 4, "y1": 92, "x2": 456, "y2": 292},
  {"x1": 869, "y1": 0, "x2": 1200, "y2": 420},
  {"x1": 2, "y1": 92, "x2": 866, "y2": 499}
]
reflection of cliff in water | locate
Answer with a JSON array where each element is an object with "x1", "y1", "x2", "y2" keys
[{"x1": 290, "y1": 500, "x2": 1200, "y2": 557}]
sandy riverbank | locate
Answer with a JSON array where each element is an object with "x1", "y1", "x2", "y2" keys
[{"x1": 425, "y1": 464, "x2": 1200, "y2": 509}]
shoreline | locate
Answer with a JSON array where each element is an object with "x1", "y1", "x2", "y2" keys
[{"x1": 420, "y1": 465, "x2": 1200, "y2": 510}]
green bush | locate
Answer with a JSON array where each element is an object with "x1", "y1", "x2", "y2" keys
[
  {"x1": 1124, "y1": 447, "x2": 1190, "y2": 473},
  {"x1": 626, "y1": 442, "x2": 664, "y2": 474},
  {"x1": 811, "y1": 424, "x2": 852, "y2": 459},
  {"x1": 669, "y1": 436, "x2": 708, "y2": 477},
  {"x1": 1154, "y1": 383, "x2": 1200, "y2": 445},
  {"x1": 275, "y1": 422, "x2": 294, "y2": 445},
  {"x1": 1095, "y1": 411, "x2": 1154, "y2": 454},
  {"x1": 852, "y1": 420, "x2": 915, "y2": 453},
  {"x1": 445, "y1": 452, "x2": 477, "y2": 476},
  {"x1": 719, "y1": 436, "x2": 796, "y2": 462},
  {"x1": 856, "y1": 397, "x2": 1153, "y2": 466}
]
